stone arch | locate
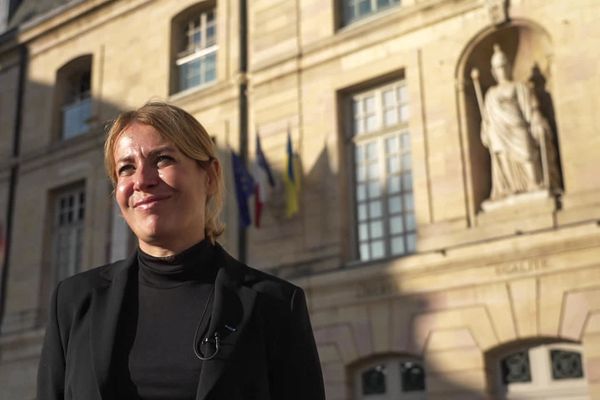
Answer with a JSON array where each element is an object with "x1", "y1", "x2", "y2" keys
[
  {"x1": 455, "y1": 20, "x2": 561, "y2": 217},
  {"x1": 484, "y1": 338, "x2": 588, "y2": 399}
]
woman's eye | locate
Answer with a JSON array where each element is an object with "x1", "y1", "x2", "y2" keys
[
  {"x1": 117, "y1": 165, "x2": 134, "y2": 176},
  {"x1": 156, "y1": 155, "x2": 174, "y2": 166}
]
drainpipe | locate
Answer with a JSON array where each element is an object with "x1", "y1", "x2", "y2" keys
[
  {"x1": 0, "y1": 42, "x2": 26, "y2": 332},
  {"x1": 237, "y1": 0, "x2": 249, "y2": 263}
]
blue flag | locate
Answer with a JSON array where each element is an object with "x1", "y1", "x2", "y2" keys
[{"x1": 231, "y1": 150, "x2": 255, "y2": 227}]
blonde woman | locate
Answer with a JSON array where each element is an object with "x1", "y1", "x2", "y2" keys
[{"x1": 37, "y1": 102, "x2": 324, "y2": 400}]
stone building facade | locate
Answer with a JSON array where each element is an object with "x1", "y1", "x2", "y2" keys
[{"x1": 0, "y1": 0, "x2": 599, "y2": 399}]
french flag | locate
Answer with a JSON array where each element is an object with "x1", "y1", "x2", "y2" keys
[{"x1": 253, "y1": 133, "x2": 275, "y2": 228}]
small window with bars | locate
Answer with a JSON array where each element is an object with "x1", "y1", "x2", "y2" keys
[
  {"x1": 51, "y1": 184, "x2": 86, "y2": 282},
  {"x1": 341, "y1": 0, "x2": 401, "y2": 26},
  {"x1": 349, "y1": 80, "x2": 415, "y2": 262},
  {"x1": 496, "y1": 343, "x2": 588, "y2": 399},
  {"x1": 355, "y1": 357, "x2": 426, "y2": 399},
  {"x1": 175, "y1": 7, "x2": 217, "y2": 92}
]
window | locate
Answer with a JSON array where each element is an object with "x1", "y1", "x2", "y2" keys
[
  {"x1": 51, "y1": 184, "x2": 85, "y2": 282},
  {"x1": 493, "y1": 343, "x2": 589, "y2": 399},
  {"x1": 349, "y1": 80, "x2": 415, "y2": 262},
  {"x1": 55, "y1": 55, "x2": 92, "y2": 139},
  {"x1": 172, "y1": 3, "x2": 217, "y2": 93},
  {"x1": 354, "y1": 356, "x2": 426, "y2": 399},
  {"x1": 341, "y1": 0, "x2": 401, "y2": 26}
]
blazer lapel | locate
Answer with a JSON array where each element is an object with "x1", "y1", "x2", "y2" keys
[
  {"x1": 90, "y1": 253, "x2": 136, "y2": 398},
  {"x1": 196, "y1": 248, "x2": 257, "y2": 400}
]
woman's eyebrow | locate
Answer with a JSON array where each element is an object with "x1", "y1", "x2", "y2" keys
[{"x1": 116, "y1": 146, "x2": 177, "y2": 164}]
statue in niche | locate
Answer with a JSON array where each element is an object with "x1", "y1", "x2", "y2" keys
[{"x1": 471, "y1": 44, "x2": 560, "y2": 206}]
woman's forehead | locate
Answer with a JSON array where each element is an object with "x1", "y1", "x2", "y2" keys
[{"x1": 114, "y1": 122, "x2": 177, "y2": 158}]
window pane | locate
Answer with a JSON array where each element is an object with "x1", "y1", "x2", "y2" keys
[
  {"x1": 400, "y1": 361, "x2": 426, "y2": 392},
  {"x1": 370, "y1": 220, "x2": 383, "y2": 239},
  {"x1": 366, "y1": 142, "x2": 377, "y2": 160},
  {"x1": 355, "y1": 145, "x2": 365, "y2": 162},
  {"x1": 356, "y1": 184, "x2": 366, "y2": 201},
  {"x1": 388, "y1": 176, "x2": 400, "y2": 194},
  {"x1": 387, "y1": 156, "x2": 400, "y2": 174},
  {"x1": 368, "y1": 163, "x2": 379, "y2": 178},
  {"x1": 385, "y1": 136, "x2": 399, "y2": 154},
  {"x1": 551, "y1": 350, "x2": 584, "y2": 380},
  {"x1": 356, "y1": 165, "x2": 366, "y2": 181},
  {"x1": 402, "y1": 153, "x2": 411, "y2": 171},
  {"x1": 383, "y1": 89, "x2": 394, "y2": 107},
  {"x1": 365, "y1": 96, "x2": 375, "y2": 112},
  {"x1": 401, "y1": 133, "x2": 411, "y2": 149},
  {"x1": 204, "y1": 53, "x2": 217, "y2": 82},
  {"x1": 405, "y1": 213, "x2": 416, "y2": 231},
  {"x1": 369, "y1": 201, "x2": 382, "y2": 218},
  {"x1": 358, "y1": 0, "x2": 371, "y2": 16},
  {"x1": 384, "y1": 109, "x2": 398, "y2": 126},
  {"x1": 358, "y1": 203, "x2": 367, "y2": 221},
  {"x1": 501, "y1": 351, "x2": 532, "y2": 384},
  {"x1": 359, "y1": 223, "x2": 369, "y2": 241},
  {"x1": 402, "y1": 172, "x2": 412, "y2": 191},
  {"x1": 391, "y1": 236, "x2": 405, "y2": 255},
  {"x1": 403, "y1": 193, "x2": 414, "y2": 211},
  {"x1": 366, "y1": 115, "x2": 377, "y2": 132},
  {"x1": 388, "y1": 195, "x2": 402, "y2": 214},
  {"x1": 368, "y1": 181, "x2": 381, "y2": 198},
  {"x1": 398, "y1": 85, "x2": 408, "y2": 102},
  {"x1": 360, "y1": 243, "x2": 370, "y2": 261},
  {"x1": 406, "y1": 233, "x2": 416, "y2": 252},
  {"x1": 361, "y1": 365, "x2": 386, "y2": 395},
  {"x1": 390, "y1": 216, "x2": 404, "y2": 234},
  {"x1": 371, "y1": 240, "x2": 385, "y2": 259}
]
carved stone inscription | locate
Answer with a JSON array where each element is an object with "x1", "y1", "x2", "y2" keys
[
  {"x1": 356, "y1": 279, "x2": 397, "y2": 299},
  {"x1": 494, "y1": 258, "x2": 549, "y2": 276}
]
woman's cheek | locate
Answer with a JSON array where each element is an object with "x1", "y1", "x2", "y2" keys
[{"x1": 115, "y1": 180, "x2": 134, "y2": 209}]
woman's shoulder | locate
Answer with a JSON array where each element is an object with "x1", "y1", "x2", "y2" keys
[{"x1": 54, "y1": 257, "x2": 131, "y2": 300}]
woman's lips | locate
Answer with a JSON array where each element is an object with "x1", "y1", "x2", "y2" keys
[{"x1": 133, "y1": 195, "x2": 170, "y2": 209}]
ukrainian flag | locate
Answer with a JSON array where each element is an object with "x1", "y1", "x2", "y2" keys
[{"x1": 284, "y1": 131, "x2": 300, "y2": 217}]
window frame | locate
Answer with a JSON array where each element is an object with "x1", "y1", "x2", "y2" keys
[
  {"x1": 50, "y1": 183, "x2": 86, "y2": 283},
  {"x1": 339, "y1": 0, "x2": 402, "y2": 27},
  {"x1": 345, "y1": 79, "x2": 415, "y2": 264},
  {"x1": 493, "y1": 342, "x2": 589, "y2": 399},
  {"x1": 54, "y1": 55, "x2": 93, "y2": 140},
  {"x1": 171, "y1": 2, "x2": 218, "y2": 95},
  {"x1": 353, "y1": 355, "x2": 426, "y2": 400}
]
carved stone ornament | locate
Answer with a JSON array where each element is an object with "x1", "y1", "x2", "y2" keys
[{"x1": 485, "y1": 0, "x2": 508, "y2": 26}]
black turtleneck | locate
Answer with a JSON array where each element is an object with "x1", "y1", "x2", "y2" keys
[{"x1": 115, "y1": 240, "x2": 218, "y2": 400}]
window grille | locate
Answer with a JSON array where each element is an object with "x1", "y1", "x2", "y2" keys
[
  {"x1": 341, "y1": 0, "x2": 401, "y2": 26},
  {"x1": 349, "y1": 80, "x2": 415, "y2": 262},
  {"x1": 52, "y1": 185, "x2": 85, "y2": 282},
  {"x1": 176, "y1": 8, "x2": 217, "y2": 92}
]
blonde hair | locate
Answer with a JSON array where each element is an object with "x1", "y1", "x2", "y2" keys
[{"x1": 104, "y1": 101, "x2": 225, "y2": 243}]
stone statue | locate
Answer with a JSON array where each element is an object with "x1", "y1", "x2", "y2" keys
[{"x1": 471, "y1": 44, "x2": 559, "y2": 203}]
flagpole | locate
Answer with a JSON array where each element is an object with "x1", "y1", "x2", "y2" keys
[{"x1": 238, "y1": 0, "x2": 249, "y2": 263}]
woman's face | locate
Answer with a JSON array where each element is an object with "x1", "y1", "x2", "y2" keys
[{"x1": 113, "y1": 122, "x2": 215, "y2": 255}]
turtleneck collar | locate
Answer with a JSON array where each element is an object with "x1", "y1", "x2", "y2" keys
[{"x1": 137, "y1": 239, "x2": 218, "y2": 288}]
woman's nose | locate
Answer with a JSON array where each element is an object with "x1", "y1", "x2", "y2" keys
[{"x1": 133, "y1": 164, "x2": 159, "y2": 190}]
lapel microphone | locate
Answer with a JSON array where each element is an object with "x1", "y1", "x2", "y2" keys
[{"x1": 193, "y1": 287, "x2": 220, "y2": 361}]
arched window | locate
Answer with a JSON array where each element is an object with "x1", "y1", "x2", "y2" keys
[
  {"x1": 170, "y1": 1, "x2": 217, "y2": 94},
  {"x1": 353, "y1": 355, "x2": 426, "y2": 399},
  {"x1": 491, "y1": 342, "x2": 589, "y2": 399},
  {"x1": 54, "y1": 55, "x2": 92, "y2": 139}
]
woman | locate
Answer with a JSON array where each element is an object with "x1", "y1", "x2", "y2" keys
[{"x1": 37, "y1": 102, "x2": 325, "y2": 400}]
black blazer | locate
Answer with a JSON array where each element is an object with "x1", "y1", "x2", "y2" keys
[{"x1": 37, "y1": 244, "x2": 325, "y2": 400}]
